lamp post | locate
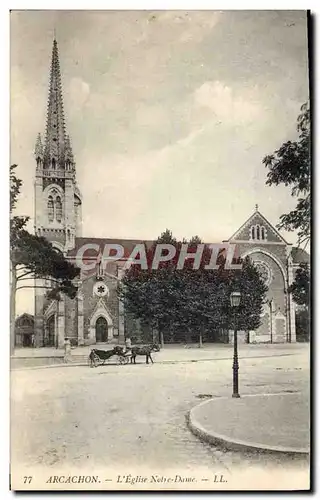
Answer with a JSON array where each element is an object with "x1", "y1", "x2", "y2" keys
[
  {"x1": 230, "y1": 291, "x2": 241, "y2": 398},
  {"x1": 268, "y1": 298, "x2": 275, "y2": 344}
]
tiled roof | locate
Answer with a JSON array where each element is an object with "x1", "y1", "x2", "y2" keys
[
  {"x1": 291, "y1": 247, "x2": 310, "y2": 264},
  {"x1": 67, "y1": 237, "x2": 154, "y2": 259}
]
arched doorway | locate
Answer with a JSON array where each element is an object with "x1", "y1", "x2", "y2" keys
[
  {"x1": 95, "y1": 316, "x2": 108, "y2": 343},
  {"x1": 47, "y1": 315, "x2": 55, "y2": 347}
]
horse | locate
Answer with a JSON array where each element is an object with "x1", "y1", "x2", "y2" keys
[
  {"x1": 89, "y1": 345, "x2": 124, "y2": 367},
  {"x1": 130, "y1": 344, "x2": 160, "y2": 364}
]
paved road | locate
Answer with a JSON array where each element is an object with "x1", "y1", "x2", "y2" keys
[{"x1": 11, "y1": 346, "x2": 309, "y2": 484}]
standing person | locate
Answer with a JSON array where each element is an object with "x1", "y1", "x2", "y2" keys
[
  {"x1": 64, "y1": 337, "x2": 71, "y2": 363},
  {"x1": 125, "y1": 337, "x2": 132, "y2": 355}
]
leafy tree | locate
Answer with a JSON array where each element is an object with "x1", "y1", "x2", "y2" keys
[
  {"x1": 263, "y1": 102, "x2": 310, "y2": 246},
  {"x1": 289, "y1": 262, "x2": 310, "y2": 309},
  {"x1": 119, "y1": 230, "x2": 267, "y2": 346},
  {"x1": 119, "y1": 230, "x2": 182, "y2": 347},
  {"x1": 295, "y1": 309, "x2": 310, "y2": 342},
  {"x1": 10, "y1": 165, "x2": 80, "y2": 352}
]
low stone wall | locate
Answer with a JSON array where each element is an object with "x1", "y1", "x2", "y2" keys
[{"x1": 11, "y1": 356, "x2": 65, "y2": 369}]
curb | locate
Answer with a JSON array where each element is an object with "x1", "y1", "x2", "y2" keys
[
  {"x1": 11, "y1": 363, "x2": 87, "y2": 371},
  {"x1": 187, "y1": 395, "x2": 310, "y2": 457}
]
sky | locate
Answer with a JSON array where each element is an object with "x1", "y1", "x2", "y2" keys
[{"x1": 10, "y1": 10, "x2": 309, "y2": 314}]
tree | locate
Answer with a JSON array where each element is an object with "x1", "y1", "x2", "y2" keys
[
  {"x1": 10, "y1": 165, "x2": 80, "y2": 352},
  {"x1": 119, "y1": 230, "x2": 268, "y2": 346},
  {"x1": 119, "y1": 230, "x2": 182, "y2": 347},
  {"x1": 295, "y1": 309, "x2": 310, "y2": 342},
  {"x1": 289, "y1": 262, "x2": 310, "y2": 309},
  {"x1": 263, "y1": 102, "x2": 310, "y2": 246}
]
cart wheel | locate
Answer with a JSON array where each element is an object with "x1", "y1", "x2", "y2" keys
[
  {"x1": 119, "y1": 356, "x2": 127, "y2": 365},
  {"x1": 124, "y1": 356, "x2": 130, "y2": 364}
]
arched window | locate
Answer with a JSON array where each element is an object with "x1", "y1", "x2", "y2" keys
[
  {"x1": 256, "y1": 225, "x2": 260, "y2": 240},
  {"x1": 251, "y1": 226, "x2": 255, "y2": 240},
  {"x1": 55, "y1": 196, "x2": 62, "y2": 222},
  {"x1": 48, "y1": 196, "x2": 54, "y2": 222},
  {"x1": 261, "y1": 226, "x2": 265, "y2": 240},
  {"x1": 51, "y1": 158, "x2": 56, "y2": 169}
]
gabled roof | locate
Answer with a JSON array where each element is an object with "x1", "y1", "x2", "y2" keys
[
  {"x1": 16, "y1": 313, "x2": 34, "y2": 321},
  {"x1": 291, "y1": 247, "x2": 310, "y2": 264},
  {"x1": 227, "y1": 209, "x2": 289, "y2": 244},
  {"x1": 67, "y1": 237, "x2": 154, "y2": 259}
]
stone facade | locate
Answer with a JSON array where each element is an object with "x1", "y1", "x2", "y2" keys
[{"x1": 226, "y1": 207, "x2": 300, "y2": 344}]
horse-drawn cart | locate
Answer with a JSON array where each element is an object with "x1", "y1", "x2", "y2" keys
[
  {"x1": 89, "y1": 343, "x2": 161, "y2": 367},
  {"x1": 89, "y1": 346, "x2": 130, "y2": 367}
]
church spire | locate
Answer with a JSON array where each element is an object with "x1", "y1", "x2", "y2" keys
[
  {"x1": 42, "y1": 38, "x2": 74, "y2": 170},
  {"x1": 34, "y1": 133, "x2": 44, "y2": 167}
]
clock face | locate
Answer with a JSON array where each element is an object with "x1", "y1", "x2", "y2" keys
[
  {"x1": 254, "y1": 261, "x2": 272, "y2": 286},
  {"x1": 93, "y1": 282, "x2": 109, "y2": 297}
]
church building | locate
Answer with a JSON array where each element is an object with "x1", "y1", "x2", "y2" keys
[{"x1": 32, "y1": 40, "x2": 308, "y2": 348}]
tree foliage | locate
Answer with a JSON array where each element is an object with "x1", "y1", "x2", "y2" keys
[
  {"x1": 295, "y1": 309, "x2": 310, "y2": 342},
  {"x1": 119, "y1": 230, "x2": 268, "y2": 343},
  {"x1": 263, "y1": 102, "x2": 310, "y2": 246},
  {"x1": 10, "y1": 164, "x2": 80, "y2": 297},
  {"x1": 289, "y1": 262, "x2": 310, "y2": 308}
]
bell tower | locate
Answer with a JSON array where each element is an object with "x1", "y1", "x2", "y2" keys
[
  {"x1": 34, "y1": 38, "x2": 82, "y2": 347},
  {"x1": 34, "y1": 38, "x2": 82, "y2": 252}
]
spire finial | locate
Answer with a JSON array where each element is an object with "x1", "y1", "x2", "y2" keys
[{"x1": 255, "y1": 204, "x2": 259, "y2": 212}]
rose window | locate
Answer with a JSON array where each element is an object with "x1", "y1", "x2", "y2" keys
[
  {"x1": 254, "y1": 261, "x2": 272, "y2": 286},
  {"x1": 93, "y1": 282, "x2": 109, "y2": 297}
]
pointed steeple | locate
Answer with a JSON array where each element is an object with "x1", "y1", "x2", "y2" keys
[
  {"x1": 43, "y1": 38, "x2": 73, "y2": 170},
  {"x1": 65, "y1": 134, "x2": 75, "y2": 167},
  {"x1": 34, "y1": 133, "x2": 44, "y2": 168}
]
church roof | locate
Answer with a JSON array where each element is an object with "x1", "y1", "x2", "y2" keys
[
  {"x1": 67, "y1": 237, "x2": 155, "y2": 259},
  {"x1": 227, "y1": 206, "x2": 289, "y2": 244},
  {"x1": 291, "y1": 247, "x2": 310, "y2": 264}
]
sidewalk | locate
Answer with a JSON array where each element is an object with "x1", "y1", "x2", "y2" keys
[
  {"x1": 12, "y1": 341, "x2": 308, "y2": 358},
  {"x1": 11, "y1": 343, "x2": 309, "y2": 369},
  {"x1": 188, "y1": 392, "x2": 310, "y2": 455}
]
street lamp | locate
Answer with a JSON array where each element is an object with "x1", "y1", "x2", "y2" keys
[
  {"x1": 268, "y1": 298, "x2": 275, "y2": 344},
  {"x1": 230, "y1": 291, "x2": 241, "y2": 398}
]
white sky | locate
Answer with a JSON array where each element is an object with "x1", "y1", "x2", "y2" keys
[{"x1": 10, "y1": 10, "x2": 309, "y2": 314}]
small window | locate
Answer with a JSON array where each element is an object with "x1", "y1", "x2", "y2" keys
[
  {"x1": 256, "y1": 225, "x2": 260, "y2": 240},
  {"x1": 55, "y1": 196, "x2": 62, "y2": 222},
  {"x1": 48, "y1": 196, "x2": 54, "y2": 222},
  {"x1": 251, "y1": 226, "x2": 255, "y2": 239},
  {"x1": 52, "y1": 158, "x2": 56, "y2": 169},
  {"x1": 261, "y1": 227, "x2": 265, "y2": 240}
]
